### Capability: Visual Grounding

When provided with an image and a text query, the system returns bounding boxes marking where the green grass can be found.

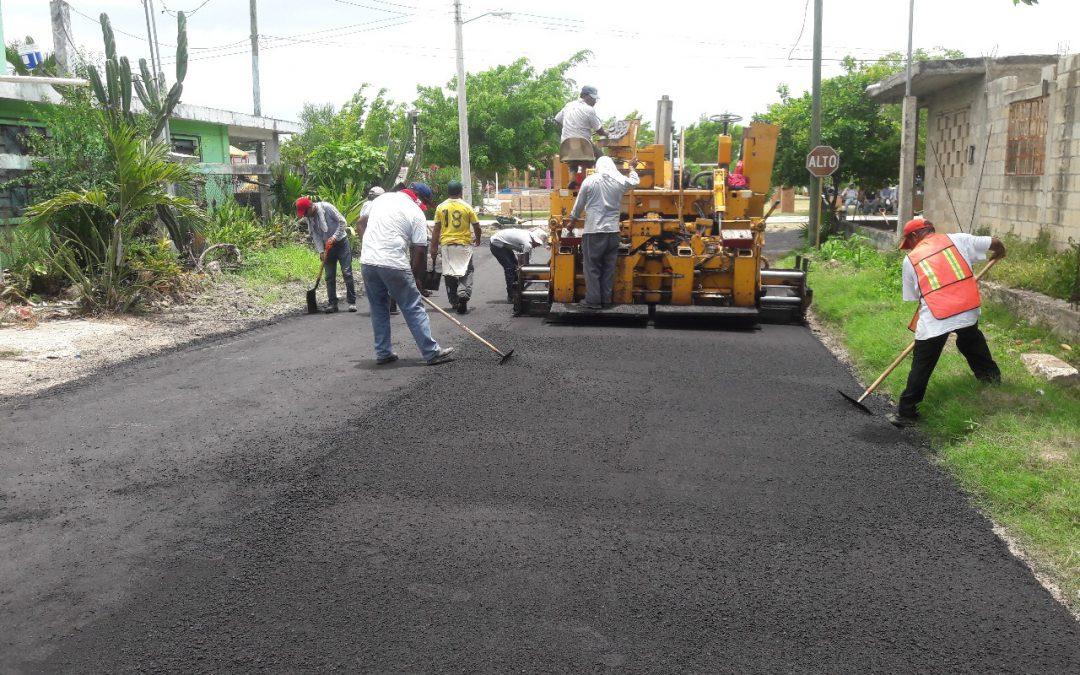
[979,231,1080,302]
[808,246,1079,609]
[232,243,321,305]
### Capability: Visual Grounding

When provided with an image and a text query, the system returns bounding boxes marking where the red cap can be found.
[899,218,933,249]
[295,196,312,218]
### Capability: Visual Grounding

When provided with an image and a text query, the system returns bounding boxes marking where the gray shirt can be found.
[490,228,534,254]
[569,169,640,234]
[306,202,347,250]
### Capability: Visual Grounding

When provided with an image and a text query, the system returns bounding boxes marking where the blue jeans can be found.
[324,239,356,306]
[361,264,441,361]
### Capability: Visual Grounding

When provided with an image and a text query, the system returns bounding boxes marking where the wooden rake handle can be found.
[856,256,1000,403]
[420,295,509,358]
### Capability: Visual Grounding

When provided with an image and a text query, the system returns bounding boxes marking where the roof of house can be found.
[0,76,300,138]
[866,55,1058,103]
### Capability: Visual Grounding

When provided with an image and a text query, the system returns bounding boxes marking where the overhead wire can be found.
[159,0,216,17]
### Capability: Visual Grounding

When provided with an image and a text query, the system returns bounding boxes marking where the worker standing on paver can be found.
[889,218,1006,427]
[297,196,356,313]
[490,226,549,301]
[360,182,455,366]
[555,85,608,182]
[564,156,639,310]
[430,180,482,314]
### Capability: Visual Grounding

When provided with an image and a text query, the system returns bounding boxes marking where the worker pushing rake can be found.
[840,218,1006,426]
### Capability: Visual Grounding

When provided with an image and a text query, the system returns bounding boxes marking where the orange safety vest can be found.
[908,233,981,324]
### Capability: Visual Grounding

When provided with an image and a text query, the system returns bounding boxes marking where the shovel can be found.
[306,258,327,314]
[839,257,999,414]
[420,295,515,363]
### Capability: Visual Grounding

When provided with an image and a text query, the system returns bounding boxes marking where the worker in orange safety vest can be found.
[889,218,1007,427]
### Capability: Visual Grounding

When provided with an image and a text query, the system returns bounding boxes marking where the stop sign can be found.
[806,145,840,178]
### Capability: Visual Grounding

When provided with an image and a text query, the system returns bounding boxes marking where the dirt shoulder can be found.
[0,276,308,401]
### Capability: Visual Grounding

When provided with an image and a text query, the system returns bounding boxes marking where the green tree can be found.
[761,48,962,190]
[281,85,403,191]
[683,116,743,165]
[413,51,590,176]
[601,110,655,148]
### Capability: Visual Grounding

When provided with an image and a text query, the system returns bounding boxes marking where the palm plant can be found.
[25,123,202,312]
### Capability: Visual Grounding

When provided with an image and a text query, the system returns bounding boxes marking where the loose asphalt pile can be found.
[1,250,1077,672]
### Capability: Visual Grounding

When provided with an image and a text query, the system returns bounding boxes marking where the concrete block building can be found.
[868,55,1080,248]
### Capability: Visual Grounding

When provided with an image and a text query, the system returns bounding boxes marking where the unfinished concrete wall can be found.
[922,55,1080,248]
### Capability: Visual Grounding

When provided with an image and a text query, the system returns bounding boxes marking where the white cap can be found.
[529,227,549,246]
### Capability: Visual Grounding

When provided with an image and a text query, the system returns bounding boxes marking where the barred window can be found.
[1005,96,1047,176]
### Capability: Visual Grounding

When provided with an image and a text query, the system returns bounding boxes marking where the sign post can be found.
[806,145,840,246]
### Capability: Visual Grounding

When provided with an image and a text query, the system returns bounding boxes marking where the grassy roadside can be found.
[804,238,1079,610]
[232,243,322,306]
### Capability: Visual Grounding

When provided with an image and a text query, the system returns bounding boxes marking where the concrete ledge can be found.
[851,224,897,250]
[982,281,1080,342]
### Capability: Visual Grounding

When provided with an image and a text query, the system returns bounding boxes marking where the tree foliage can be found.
[280,85,403,191]
[414,51,590,176]
[761,49,963,190]
[683,116,744,165]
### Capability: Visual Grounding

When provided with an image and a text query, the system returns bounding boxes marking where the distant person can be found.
[564,156,639,310]
[360,182,454,366]
[555,85,608,183]
[296,196,356,313]
[430,180,482,314]
[842,185,858,208]
[489,226,549,301]
[889,218,1006,427]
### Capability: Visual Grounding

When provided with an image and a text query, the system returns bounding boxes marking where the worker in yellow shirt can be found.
[430,180,482,314]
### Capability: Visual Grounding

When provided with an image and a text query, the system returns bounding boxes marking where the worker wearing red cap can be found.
[297,196,356,313]
[890,218,1007,427]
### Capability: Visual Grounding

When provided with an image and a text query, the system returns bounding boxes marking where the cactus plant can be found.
[86,12,188,139]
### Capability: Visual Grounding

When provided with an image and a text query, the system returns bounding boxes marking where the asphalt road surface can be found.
[2,248,1077,673]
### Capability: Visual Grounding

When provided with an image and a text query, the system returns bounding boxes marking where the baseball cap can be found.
[408,182,434,206]
[367,186,385,199]
[899,218,933,249]
[295,196,312,217]
[581,85,598,99]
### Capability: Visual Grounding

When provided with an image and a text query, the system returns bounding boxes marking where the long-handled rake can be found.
[421,296,515,364]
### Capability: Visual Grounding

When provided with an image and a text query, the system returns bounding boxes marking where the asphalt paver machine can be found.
[513,104,811,322]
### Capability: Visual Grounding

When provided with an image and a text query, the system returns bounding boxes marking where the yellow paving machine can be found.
[513,107,811,322]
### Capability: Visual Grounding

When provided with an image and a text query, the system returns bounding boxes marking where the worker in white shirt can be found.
[564,156,639,310]
[489,226,549,301]
[555,85,608,183]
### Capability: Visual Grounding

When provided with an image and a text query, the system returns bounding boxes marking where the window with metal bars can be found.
[1005,96,1047,176]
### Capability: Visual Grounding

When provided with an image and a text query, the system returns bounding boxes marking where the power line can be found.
[332,0,415,14]
[159,0,216,17]
[788,0,811,59]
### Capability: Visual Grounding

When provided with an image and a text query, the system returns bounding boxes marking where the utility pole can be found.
[250,0,262,119]
[50,0,73,76]
[897,0,918,233]
[453,0,473,205]
[143,0,169,144]
[141,1,159,91]
[808,0,824,246]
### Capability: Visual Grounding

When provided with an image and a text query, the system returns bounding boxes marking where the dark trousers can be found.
[898,323,1001,418]
[445,258,474,305]
[582,232,620,306]
[324,239,356,306]
[490,243,525,298]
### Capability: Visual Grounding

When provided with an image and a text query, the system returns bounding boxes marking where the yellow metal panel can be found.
[614,254,639,304]
[732,255,758,307]
[552,250,577,303]
[666,254,694,305]
[741,121,779,198]
[713,169,727,213]
[717,135,732,166]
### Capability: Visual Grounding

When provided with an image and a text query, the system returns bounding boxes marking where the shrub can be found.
[987,230,1080,302]
[0,225,67,301]
[201,200,264,252]
[126,236,188,297]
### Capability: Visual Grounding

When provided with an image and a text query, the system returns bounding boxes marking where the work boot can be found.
[324,304,339,314]
[886,413,919,428]
[457,299,468,314]
[426,347,456,366]
[580,302,602,311]
[375,353,399,365]
[348,303,357,313]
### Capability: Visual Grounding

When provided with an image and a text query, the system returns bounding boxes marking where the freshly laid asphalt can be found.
[1,248,1077,672]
